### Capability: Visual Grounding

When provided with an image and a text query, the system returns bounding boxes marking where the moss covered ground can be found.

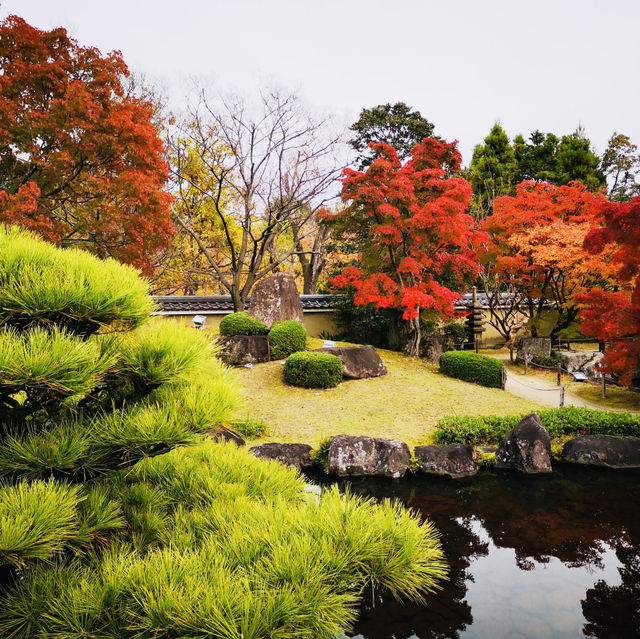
[236,339,543,447]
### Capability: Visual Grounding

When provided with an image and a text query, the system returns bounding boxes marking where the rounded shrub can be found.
[268,320,307,360]
[219,312,268,336]
[283,351,343,389]
[439,351,504,388]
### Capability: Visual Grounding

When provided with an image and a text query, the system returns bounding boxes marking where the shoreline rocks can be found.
[414,444,478,478]
[495,413,552,473]
[561,435,640,469]
[249,443,313,469]
[328,435,410,478]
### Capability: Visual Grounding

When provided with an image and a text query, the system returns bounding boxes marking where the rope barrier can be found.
[507,376,561,392]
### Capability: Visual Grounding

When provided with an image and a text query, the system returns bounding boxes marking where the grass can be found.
[237,339,543,447]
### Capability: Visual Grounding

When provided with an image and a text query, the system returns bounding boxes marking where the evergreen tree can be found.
[349,102,436,169]
[469,124,518,219]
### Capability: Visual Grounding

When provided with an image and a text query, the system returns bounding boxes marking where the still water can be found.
[313,466,640,639]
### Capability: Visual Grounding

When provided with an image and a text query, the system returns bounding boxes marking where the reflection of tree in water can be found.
[323,468,640,639]
[352,513,487,639]
[582,544,640,638]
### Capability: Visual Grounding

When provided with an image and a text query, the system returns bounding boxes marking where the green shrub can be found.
[310,438,331,471]
[0,442,447,639]
[443,320,467,348]
[219,312,268,336]
[435,406,640,445]
[531,355,559,367]
[231,416,269,439]
[0,225,152,335]
[268,320,307,360]
[439,351,504,388]
[284,351,343,388]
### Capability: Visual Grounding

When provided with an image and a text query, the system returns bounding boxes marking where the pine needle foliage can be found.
[0,225,152,335]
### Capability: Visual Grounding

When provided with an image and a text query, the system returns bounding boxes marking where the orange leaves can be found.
[0,15,173,274]
[332,137,478,321]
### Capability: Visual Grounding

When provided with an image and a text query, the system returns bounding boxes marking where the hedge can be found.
[439,351,504,388]
[435,406,640,445]
[283,351,343,389]
[268,320,307,360]
[219,312,268,336]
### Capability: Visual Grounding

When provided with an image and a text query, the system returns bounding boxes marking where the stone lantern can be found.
[465,286,485,353]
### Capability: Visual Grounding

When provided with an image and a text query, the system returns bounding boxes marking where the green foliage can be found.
[310,437,331,471]
[0,225,152,335]
[283,351,343,389]
[435,406,640,445]
[439,351,504,388]
[349,102,436,169]
[268,320,307,360]
[331,292,393,348]
[0,442,447,639]
[443,320,467,348]
[469,123,517,218]
[231,416,269,439]
[220,312,269,336]
[531,354,559,367]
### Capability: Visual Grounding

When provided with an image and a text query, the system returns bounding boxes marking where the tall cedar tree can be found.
[330,139,483,356]
[0,16,173,274]
[349,103,436,170]
[577,197,640,386]
[482,181,612,336]
[469,123,518,219]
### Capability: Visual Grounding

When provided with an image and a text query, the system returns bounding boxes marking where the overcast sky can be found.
[4,0,640,164]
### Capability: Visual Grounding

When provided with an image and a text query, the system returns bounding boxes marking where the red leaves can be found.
[0,15,173,274]
[330,138,477,322]
[578,197,640,385]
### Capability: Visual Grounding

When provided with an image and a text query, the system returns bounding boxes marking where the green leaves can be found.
[439,351,504,388]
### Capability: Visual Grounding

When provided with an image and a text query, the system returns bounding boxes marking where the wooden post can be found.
[501,366,506,390]
[475,334,479,354]
[524,354,529,375]
[601,374,606,399]
[510,344,514,363]
[556,361,562,387]
[560,384,565,407]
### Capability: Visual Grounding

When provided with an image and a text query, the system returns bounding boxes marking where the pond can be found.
[309,466,640,639]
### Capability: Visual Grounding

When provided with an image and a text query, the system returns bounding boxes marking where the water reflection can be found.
[310,466,640,639]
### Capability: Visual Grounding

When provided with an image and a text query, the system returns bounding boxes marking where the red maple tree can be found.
[329,139,482,356]
[0,15,173,274]
[577,197,640,386]
[481,181,612,335]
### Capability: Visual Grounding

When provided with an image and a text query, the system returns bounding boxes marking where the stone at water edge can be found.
[562,435,640,469]
[313,345,387,379]
[414,444,478,478]
[327,435,410,478]
[247,273,304,328]
[495,412,552,473]
[217,335,270,366]
[250,443,314,469]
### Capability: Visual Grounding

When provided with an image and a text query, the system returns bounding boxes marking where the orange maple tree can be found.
[329,139,482,356]
[576,197,640,386]
[0,15,173,273]
[481,181,612,335]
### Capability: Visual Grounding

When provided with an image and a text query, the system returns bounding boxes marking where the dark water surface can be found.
[311,466,640,639]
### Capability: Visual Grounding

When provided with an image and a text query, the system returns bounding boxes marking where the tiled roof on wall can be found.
[153,294,337,314]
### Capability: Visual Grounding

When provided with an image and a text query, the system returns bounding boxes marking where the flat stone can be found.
[249,443,313,469]
[561,435,640,469]
[217,335,270,366]
[328,435,410,478]
[496,413,552,473]
[414,444,478,478]
[248,273,304,328]
[517,337,552,360]
[553,350,603,379]
[313,345,387,379]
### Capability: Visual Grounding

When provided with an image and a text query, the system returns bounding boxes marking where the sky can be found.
[4,0,640,164]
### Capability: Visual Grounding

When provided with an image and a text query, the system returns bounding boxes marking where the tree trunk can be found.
[406,316,421,358]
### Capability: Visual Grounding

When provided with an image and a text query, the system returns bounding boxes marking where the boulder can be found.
[217,335,270,366]
[517,337,552,361]
[248,273,304,328]
[313,345,387,379]
[250,443,313,469]
[561,435,640,469]
[414,444,477,478]
[328,435,410,478]
[495,413,552,473]
[553,350,604,379]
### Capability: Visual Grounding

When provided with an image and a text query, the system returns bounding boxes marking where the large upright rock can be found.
[517,337,552,361]
[248,273,304,328]
[313,345,387,379]
[328,435,410,478]
[414,444,477,478]
[562,435,640,469]
[496,413,552,473]
[217,335,270,366]
[554,350,604,380]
